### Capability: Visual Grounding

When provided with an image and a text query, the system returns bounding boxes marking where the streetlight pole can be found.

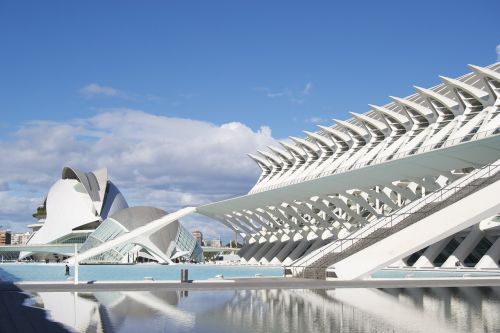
[74,244,79,285]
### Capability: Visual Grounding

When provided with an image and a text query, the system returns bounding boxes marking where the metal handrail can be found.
[288,161,500,277]
[254,128,499,193]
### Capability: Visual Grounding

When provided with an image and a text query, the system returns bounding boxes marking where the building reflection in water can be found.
[30,287,500,333]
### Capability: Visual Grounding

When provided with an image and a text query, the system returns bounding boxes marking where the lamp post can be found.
[74,244,79,285]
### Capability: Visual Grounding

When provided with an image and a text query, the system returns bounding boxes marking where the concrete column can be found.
[242,235,268,262]
[249,234,279,264]
[476,236,500,269]
[330,178,500,280]
[413,237,451,268]
[442,225,483,267]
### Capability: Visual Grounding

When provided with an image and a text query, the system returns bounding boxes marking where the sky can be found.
[0,1,499,242]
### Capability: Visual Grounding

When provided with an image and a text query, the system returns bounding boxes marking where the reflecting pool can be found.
[20,287,500,333]
[0,263,283,281]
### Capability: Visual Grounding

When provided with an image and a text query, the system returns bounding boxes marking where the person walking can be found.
[65,264,70,276]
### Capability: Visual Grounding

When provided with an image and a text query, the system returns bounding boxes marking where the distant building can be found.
[0,230,11,245]
[191,230,203,246]
[205,238,222,248]
[11,232,31,245]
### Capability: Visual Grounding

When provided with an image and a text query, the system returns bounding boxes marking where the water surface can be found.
[0,263,283,281]
[24,287,500,333]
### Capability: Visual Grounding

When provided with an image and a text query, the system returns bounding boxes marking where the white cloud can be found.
[79,83,125,99]
[256,81,313,103]
[497,44,500,61]
[305,117,326,124]
[302,82,313,95]
[0,109,275,242]
[0,181,9,191]
[0,192,41,230]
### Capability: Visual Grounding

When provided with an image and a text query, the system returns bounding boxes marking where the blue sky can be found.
[0,1,499,240]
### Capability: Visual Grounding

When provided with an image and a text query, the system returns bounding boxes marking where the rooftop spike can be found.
[349,112,390,136]
[279,141,306,160]
[439,75,490,105]
[289,136,320,157]
[258,150,283,167]
[413,85,460,116]
[333,119,369,138]
[468,64,500,83]
[318,125,353,144]
[389,96,436,121]
[303,130,334,149]
[368,104,412,131]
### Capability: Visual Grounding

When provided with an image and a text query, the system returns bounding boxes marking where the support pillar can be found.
[476,236,500,269]
[442,225,483,268]
[413,237,451,268]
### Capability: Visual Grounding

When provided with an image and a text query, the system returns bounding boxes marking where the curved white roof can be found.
[24,166,129,259]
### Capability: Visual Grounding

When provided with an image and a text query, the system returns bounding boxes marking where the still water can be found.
[0,263,283,281]
[23,287,500,333]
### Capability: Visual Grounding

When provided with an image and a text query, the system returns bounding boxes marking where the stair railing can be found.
[289,160,500,278]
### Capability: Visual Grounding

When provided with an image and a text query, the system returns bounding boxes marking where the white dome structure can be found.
[22,167,128,260]
[79,206,203,263]
[21,166,202,264]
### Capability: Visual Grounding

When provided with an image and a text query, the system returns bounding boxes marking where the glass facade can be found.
[79,218,134,263]
[174,225,203,262]
[190,242,204,262]
[59,234,89,244]
[79,216,203,263]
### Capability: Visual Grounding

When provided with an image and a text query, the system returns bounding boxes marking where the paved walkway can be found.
[3,276,500,292]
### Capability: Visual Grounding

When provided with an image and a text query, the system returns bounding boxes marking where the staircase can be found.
[287,162,500,279]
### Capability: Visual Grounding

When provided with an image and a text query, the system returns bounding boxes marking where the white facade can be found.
[21,167,202,263]
[18,62,500,278]
[67,62,500,278]
[79,206,203,263]
[194,62,500,274]
[21,167,127,260]
[10,232,31,245]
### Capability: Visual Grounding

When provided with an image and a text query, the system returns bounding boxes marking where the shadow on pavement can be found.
[0,266,71,333]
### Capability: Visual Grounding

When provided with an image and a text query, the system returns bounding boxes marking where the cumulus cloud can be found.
[79,83,125,99]
[0,109,275,241]
[0,181,9,191]
[0,192,41,230]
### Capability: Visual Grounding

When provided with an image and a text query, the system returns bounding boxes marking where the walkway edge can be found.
[3,277,500,292]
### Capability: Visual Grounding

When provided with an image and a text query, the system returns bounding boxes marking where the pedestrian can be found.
[65,264,70,276]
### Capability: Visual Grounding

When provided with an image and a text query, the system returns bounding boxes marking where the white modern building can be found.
[192,62,500,279]
[19,167,202,263]
[14,61,500,280]
[78,206,203,263]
